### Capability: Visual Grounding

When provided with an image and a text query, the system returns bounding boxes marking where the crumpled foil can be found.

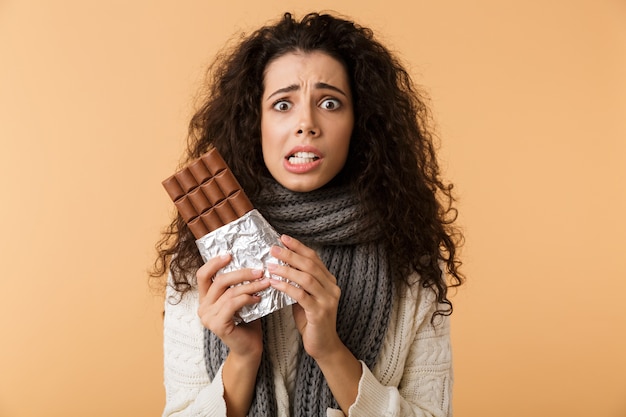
[195,209,297,323]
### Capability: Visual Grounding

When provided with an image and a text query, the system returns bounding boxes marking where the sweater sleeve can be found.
[162,281,228,417]
[342,286,453,417]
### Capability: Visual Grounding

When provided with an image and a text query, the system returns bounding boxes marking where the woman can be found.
[153,11,464,417]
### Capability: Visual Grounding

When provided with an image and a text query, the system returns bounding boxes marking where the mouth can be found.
[286,151,320,165]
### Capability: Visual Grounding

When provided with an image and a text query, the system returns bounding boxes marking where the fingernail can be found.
[282,235,292,243]
[220,253,230,260]
[251,269,263,277]
[267,263,277,272]
[271,246,282,256]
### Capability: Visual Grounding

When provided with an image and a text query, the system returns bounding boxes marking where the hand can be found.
[196,254,271,360]
[268,235,343,361]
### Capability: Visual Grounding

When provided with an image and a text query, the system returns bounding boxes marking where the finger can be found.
[199,275,270,323]
[270,275,340,311]
[268,276,308,302]
[267,261,324,295]
[270,243,321,278]
[205,267,265,304]
[222,279,271,310]
[211,281,270,318]
[197,253,232,296]
[279,234,320,261]
[270,237,337,287]
[212,268,265,290]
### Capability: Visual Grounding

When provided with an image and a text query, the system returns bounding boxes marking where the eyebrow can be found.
[266,82,349,101]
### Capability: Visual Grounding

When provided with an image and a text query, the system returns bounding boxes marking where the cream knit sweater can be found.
[162,279,453,417]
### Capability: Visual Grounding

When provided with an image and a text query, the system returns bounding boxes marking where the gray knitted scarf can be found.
[205,181,393,416]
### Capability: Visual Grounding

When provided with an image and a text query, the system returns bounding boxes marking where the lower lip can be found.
[283,158,322,173]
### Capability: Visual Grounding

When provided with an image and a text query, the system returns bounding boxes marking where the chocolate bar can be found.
[161,148,297,323]
[162,149,254,239]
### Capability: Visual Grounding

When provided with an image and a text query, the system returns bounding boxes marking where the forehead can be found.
[263,51,349,91]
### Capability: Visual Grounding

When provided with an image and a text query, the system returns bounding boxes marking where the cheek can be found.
[339,122,354,154]
[260,115,269,143]
[261,112,287,140]
[332,129,352,173]
[338,127,353,168]
[260,116,274,150]
[261,124,276,153]
[260,119,286,169]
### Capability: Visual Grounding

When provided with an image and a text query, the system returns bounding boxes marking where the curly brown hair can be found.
[152,12,464,317]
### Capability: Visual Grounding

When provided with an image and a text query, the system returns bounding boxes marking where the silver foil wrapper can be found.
[195,209,296,323]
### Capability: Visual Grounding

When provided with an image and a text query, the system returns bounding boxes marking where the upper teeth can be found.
[288,151,318,164]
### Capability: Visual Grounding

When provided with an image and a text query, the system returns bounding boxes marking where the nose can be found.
[297,127,318,136]
[295,105,319,137]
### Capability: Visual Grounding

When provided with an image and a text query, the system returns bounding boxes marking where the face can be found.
[261,51,354,192]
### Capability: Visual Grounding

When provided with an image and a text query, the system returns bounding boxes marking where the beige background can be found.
[1,0,625,416]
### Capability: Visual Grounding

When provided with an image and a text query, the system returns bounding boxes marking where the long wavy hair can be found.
[152,12,464,317]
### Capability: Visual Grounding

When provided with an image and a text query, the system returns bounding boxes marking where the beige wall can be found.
[1,1,624,416]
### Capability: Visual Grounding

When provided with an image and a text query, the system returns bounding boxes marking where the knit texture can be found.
[162,274,453,416]
[204,181,394,417]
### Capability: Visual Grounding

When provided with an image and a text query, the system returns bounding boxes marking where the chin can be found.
[277,178,326,193]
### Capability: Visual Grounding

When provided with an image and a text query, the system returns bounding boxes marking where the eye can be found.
[320,98,341,110]
[272,100,292,112]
